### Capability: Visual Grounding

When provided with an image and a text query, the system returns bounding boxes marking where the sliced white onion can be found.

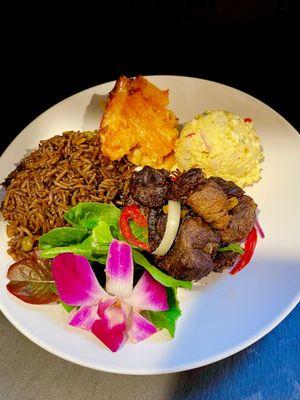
[152,200,181,256]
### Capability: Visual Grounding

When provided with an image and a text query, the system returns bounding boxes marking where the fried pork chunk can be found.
[158,217,220,281]
[100,76,178,169]
[220,195,257,242]
[186,180,231,230]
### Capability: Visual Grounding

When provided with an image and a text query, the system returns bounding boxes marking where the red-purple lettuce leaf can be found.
[6,250,59,305]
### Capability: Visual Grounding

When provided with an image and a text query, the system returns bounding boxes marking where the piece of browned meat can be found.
[157,217,220,281]
[220,195,257,242]
[148,209,167,251]
[208,177,244,199]
[213,251,239,272]
[168,168,205,201]
[129,166,171,208]
[187,180,231,230]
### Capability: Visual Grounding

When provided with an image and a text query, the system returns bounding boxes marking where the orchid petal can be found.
[105,240,133,298]
[52,253,110,306]
[121,301,132,321]
[97,299,132,322]
[124,271,169,311]
[69,305,98,331]
[128,312,157,343]
[91,304,127,352]
[97,297,117,317]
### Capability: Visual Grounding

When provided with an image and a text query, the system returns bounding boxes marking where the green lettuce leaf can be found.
[39,227,88,250]
[132,249,192,289]
[148,287,181,337]
[61,302,76,313]
[40,220,113,259]
[64,202,121,230]
[92,255,108,264]
[218,243,244,255]
[91,221,114,253]
[40,236,93,259]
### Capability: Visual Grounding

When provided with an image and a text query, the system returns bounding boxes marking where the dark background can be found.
[1,0,298,156]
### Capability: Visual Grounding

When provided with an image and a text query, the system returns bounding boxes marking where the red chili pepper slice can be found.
[119,205,150,251]
[230,227,258,275]
[244,118,252,123]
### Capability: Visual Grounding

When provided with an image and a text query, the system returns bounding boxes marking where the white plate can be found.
[0,76,299,375]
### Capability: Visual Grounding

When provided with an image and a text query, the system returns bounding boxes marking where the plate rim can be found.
[1,288,299,375]
[0,75,299,374]
[1,74,299,161]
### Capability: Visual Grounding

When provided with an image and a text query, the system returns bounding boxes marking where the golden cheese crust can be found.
[100,76,178,169]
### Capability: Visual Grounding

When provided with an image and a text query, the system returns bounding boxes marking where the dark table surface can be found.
[1,2,299,399]
[0,307,299,400]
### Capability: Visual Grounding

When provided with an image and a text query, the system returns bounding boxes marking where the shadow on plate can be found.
[81,94,107,131]
[169,304,300,400]
[161,256,299,378]
[0,186,6,207]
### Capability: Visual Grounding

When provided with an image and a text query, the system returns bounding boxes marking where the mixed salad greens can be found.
[6,202,192,352]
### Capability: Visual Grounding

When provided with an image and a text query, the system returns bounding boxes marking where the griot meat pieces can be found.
[220,195,257,243]
[148,208,167,251]
[213,251,239,273]
[168,168,205,201]
[129,166,171,208]
[208,177,245,199]
[128,167,257,281]
[186,180,231,230]
[157,217,220,281]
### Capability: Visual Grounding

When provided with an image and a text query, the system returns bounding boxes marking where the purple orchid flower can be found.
[52,239,169,352]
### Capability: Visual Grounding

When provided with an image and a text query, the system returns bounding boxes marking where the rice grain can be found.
[1,130,135,260]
